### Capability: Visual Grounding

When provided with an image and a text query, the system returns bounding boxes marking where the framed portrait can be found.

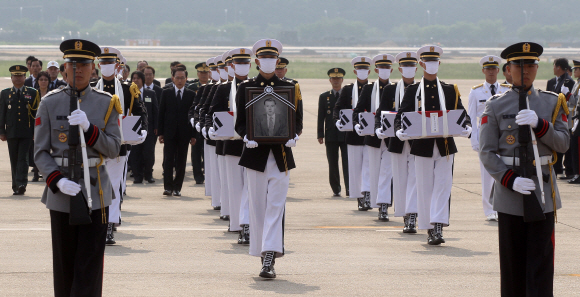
[245,86,296,144]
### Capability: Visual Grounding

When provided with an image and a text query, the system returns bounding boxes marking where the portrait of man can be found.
[254,97,288,137]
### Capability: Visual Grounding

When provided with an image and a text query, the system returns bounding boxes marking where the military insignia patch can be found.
[16,66,20,70]
[489,57,493,62]
[75,41,82,50]
[406,53,411,58]
[334,68,338,73]
[506,135,516,145]
[481,116,488,125]
[59,133,68,142]
[430,46,434,52]
[361,57,366,62]
[104,47,109,53]
[523,43,530,53]
[266,40,271,47]
[240,49,245,54]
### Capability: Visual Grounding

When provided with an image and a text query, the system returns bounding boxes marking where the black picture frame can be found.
[246,86,296,144]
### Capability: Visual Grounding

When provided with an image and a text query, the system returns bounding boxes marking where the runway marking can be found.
[315,226,401,229]
[568,274,580,277]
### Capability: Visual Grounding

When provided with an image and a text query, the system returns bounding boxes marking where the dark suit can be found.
[24,76,39,89]
[255,113,287,137]
[158,87,197,191]
[145,84,163,102]
[131,88,158,181]
[547,74,576,176]
[318,90,348,194]
[153,79,161,87]
[48,79,66,91]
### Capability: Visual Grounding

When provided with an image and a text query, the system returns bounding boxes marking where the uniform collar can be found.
[13,86,24,93]
[484,81,498,90]
[255,73,281,86]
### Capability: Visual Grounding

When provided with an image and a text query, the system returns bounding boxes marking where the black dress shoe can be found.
[213,206,221,210]
[357,198,366,211]
[223,215,230,221]
[146,178,155,183]
[428,223,445,245]
[378,204,389,221]
[195,180,204,185]
[238,231,244,244]
[332,193,341,197]
[106,223,116,245]
[163,190,173,196]
[363,192,372,210]
[559,175,574,180]
[17,185,26,195]
[173,190,181,196]
[134,180,143,184]
[346,190,350,197]
[259,251,276,279]
[403,213,418,234]
[240,225,250,244]
[568,175,580,184]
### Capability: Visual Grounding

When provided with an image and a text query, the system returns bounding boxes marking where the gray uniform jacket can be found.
[34,86,122,213]
[479,86,569,216]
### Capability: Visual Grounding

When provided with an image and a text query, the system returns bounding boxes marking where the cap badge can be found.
[75,41,82,50]
[406,53,411,58]
[104,47,109,53]
[489,57,493,61]
[240,49,245,54]
[334,68,338,73]
[383,55,387,60]
[523,43,530,53]
[361,57,366,62]
[430,46,434,52]
[16,66,20,70]
[266,40,272,47]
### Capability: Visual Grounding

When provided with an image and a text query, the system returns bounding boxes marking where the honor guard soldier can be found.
[376,51,419,233]
[189,62,210,184]
[334,57,373,210]
[468,55,511,221]
[353,54,395,221]
[274,57,292,81]
[34,39,122,297]
[479,42,569,297]
[568,60,580,184]
[207,47,253,244]
[234,39,302,278]
[0,65,40,195]
[317,68,349,197]
[95,46,148,244]
[394,45,472,245]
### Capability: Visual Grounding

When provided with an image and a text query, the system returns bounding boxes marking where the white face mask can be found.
[378,69,391,80]
[258,58,278,74]
[211,70,220,81]
[100,64,116,77]
[424,61,439,75]
[219,68,228,80]
[227,66,235,78]
[401,67,417,79]
[356,69,369,80]
[234,64,250,76]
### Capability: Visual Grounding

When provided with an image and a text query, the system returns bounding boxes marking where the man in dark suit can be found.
[46,61,66,90]
[547,58,576,177]
[318,68,349,197]
[137,60,161,87]
[158,66,197,196]
[255,99,287,137]
[130,71,159,184]
[143,66,163,100]
[164,61,182,85]
[24,58,42,89]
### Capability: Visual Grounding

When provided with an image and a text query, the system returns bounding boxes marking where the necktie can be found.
[490,84,496,96]
[177,89,182,100]
[147,86,151,90]
[269,116,274,136]
[16,89,20,98]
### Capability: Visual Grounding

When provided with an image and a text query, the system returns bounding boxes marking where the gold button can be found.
[60,125,64,129]
[79,99,82,103]
[271,82,274,86]
[527,91,532,95]
[18,113,20,115]
[260,82,264,86]
[426,85,429,87]
[508,125,512,128]
[18,119,21,121]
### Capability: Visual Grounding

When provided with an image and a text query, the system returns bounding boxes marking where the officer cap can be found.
[223,50,233,64]
[98,46,120,62]
[572,60,580,69]
[396,51,418,66]
[195,62,210,72]
[480,55,502,69]
[119,55,127,65]
[327,68,345,78]
[417,45,443,61]
[228,48,253,63]
[215,55,225,68]
[9,65,28,76]
[60,39,101,63]
[206,57,217,69]
[252,39,282,57]
[373,54,395,67]
[277,57,289,69]
[500,42,543,65]
[351,56,372,68]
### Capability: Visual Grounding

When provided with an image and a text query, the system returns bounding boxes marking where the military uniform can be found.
[569,60,580,183]
[333,56,372,210]
[34,39,122,297]
[317,68,348,196]
[188,63,208,183]
[0,65,40,195]
[480,42,568,296]
[468,55,511,220]
[547,70,575,177]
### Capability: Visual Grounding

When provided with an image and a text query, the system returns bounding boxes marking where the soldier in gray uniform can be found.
[479,42,569,297]
[34,39,122,296]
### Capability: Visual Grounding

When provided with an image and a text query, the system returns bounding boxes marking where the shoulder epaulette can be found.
[1,87,11,92]
[489,94,502,101]
[539,89,558,97]
[500,84,511,88]
[43,87,65,98]
[92,88,113,97]
[391,82,396,85]
[472,83,484,90]
[24,86,38,92]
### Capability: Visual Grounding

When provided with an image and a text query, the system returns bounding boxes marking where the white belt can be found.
[500,155,552,166]
[54,157,101,167]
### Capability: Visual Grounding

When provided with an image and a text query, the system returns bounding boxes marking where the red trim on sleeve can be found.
[35,117,41,126]
[481,116,488,125]
[562,114,568,122]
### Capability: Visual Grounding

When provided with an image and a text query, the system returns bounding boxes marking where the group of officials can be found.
[0,37,571,296]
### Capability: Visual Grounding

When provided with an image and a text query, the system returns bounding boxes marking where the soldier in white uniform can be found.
[34,39,122,296]
[468,55,511,221]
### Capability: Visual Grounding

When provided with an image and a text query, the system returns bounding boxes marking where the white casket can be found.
[338,109,353,132]
[380,111,398,137]
[357,112,375,136]
[401,109,468,139]
[212,111,239,140]
[122,116,142,145]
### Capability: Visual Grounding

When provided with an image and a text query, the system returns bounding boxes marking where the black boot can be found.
[259,251,276,278]
[357,198,366,211]
[106,223,116,245]
[241,224,250,245]
[403,213,418,233]
[378,204,389,221]
[428,223,445,245]
[363,192,372,210]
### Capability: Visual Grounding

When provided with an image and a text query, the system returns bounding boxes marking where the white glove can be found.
[68,109,90,132]
[376,128,387,139]
[561,85,570,94]
[460,126,472,138]
[515,109,538,128]
[243,135,258,148]
[195,122,201,132]
[136,130,147,144]
[202,127,207,139]
[190,118,195,128]
[208,127,217,140]
[354,124,363,135]
[57,178,82,196]
[335,120,344,130]
[285,134,299,147]
[572,119,578,133]
[396,129,410,141]
[512,177,536,195]
[471,143,479,152]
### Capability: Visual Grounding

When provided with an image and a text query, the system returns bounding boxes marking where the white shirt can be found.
[175,86,185,99]
[267,114,276,129]
[145,83,155,90]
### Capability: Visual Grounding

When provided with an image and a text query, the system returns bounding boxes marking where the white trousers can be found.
[479,160,495,216]
[374,141,393,206]
[203,142,212,197]
[206,147,220,208]
[217,155,229,216]
[239,169,250,226]
[367,145,381,208]
[225,155,245,231]
[347,145,366,199]
[391,141,418,217]
[415,145,454,230]
[247,152,289,258]
[105,155,127,224]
